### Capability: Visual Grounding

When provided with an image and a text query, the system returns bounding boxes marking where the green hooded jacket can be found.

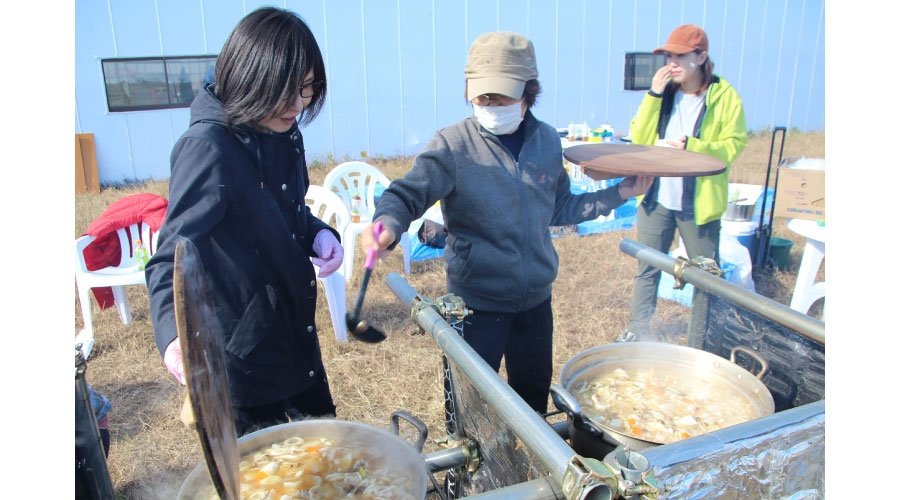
[630,75,748,225]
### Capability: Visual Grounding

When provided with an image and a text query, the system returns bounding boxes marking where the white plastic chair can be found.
[323,161,413,283]
[305,185,350,343]
[74,222,158,357]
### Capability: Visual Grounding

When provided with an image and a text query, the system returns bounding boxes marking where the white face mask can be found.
[472,102,524,135]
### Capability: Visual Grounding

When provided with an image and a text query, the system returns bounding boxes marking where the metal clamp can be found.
[672,256,723,290]
[464,439,482,474]
[603,448,663,499]
[434,436,482,473]
[671,256,690,290]
[410,296,437,335]
[561,456,620,500]
[436,294,471,323]
[561,448,663,500]
[409,293,470,336]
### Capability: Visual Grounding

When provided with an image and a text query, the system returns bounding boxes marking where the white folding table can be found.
[787,218,826,319]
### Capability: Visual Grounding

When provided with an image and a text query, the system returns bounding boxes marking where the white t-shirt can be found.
[656,90,705,211]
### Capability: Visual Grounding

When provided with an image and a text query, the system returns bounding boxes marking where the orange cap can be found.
[653,24,709,55]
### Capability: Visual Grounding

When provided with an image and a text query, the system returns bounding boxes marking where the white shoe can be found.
[75,329,95,360]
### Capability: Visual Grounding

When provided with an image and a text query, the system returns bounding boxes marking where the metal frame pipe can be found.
[462,478,561,500]
[387,273,577,484]
[619,239,825,344]
[423,447,469,473]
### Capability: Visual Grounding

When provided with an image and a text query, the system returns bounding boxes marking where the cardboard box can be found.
[773,167,825,220]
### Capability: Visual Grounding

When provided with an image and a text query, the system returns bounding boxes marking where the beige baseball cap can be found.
[464,32,537,101]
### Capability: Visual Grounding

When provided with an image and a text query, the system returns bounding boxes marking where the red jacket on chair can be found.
[82,193,168,308]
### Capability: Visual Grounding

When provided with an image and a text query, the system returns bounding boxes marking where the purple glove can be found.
[311,229,344,278]
[163,339,186,385]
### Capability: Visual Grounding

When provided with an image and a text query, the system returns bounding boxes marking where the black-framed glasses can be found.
[472,93,519,107]
[300,80,325,98]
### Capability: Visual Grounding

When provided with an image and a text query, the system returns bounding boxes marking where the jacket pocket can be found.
[447,238,474,282]
[225,287,277,358]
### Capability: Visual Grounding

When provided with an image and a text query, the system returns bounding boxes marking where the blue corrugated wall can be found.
[75,0,824,185]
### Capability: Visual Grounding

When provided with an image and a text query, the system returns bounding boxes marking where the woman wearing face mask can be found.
[618,24,748,342]
[359,32,652,413]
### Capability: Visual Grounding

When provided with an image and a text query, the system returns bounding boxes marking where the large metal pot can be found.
[552,342,774,457]
[177,415,430,499]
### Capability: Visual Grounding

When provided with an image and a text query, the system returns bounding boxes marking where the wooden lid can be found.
[563,143,726,180]
[174,238,240,500]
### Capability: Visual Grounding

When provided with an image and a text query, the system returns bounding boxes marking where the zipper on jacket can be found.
[481,127,535,311]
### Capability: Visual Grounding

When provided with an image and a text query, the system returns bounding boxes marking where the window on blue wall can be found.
[624,53,667,91]
[101,56,216,112]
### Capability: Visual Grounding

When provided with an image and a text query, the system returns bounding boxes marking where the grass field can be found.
[74,129,824,498]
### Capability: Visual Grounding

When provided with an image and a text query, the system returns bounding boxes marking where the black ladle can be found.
[346,221,387,343]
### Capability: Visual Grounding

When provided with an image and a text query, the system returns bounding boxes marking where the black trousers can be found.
[463,297,554,413]
[233,371,336,436]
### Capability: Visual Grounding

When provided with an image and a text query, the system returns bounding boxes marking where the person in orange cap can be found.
[620,24,748,342]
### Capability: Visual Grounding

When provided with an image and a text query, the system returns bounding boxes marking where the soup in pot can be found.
[572,366,757,444]
[191,435,419,500]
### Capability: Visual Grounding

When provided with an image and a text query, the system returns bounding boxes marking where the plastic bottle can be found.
[350,192,362,223]
[135,240,150,270]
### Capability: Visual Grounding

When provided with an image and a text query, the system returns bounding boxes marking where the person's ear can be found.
[697,51,709,65]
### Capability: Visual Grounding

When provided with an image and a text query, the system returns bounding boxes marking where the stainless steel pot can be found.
[723,201,756,221]
[552,342,774,454]
[177,415,430,499]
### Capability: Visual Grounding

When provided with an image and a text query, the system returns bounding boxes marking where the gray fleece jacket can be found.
[374,111,626,313]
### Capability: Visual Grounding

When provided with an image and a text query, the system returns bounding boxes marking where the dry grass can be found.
[76,130,824,499]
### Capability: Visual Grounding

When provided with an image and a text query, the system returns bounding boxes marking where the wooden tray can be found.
[563,143,726,180]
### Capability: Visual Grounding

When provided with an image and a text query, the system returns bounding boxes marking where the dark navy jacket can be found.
[146,84,339,406]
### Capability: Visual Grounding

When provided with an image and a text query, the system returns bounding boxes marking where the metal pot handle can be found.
[550,384,609,439]
[550,384,583,418]
[730,346,769,380]
[390,410,429,453]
